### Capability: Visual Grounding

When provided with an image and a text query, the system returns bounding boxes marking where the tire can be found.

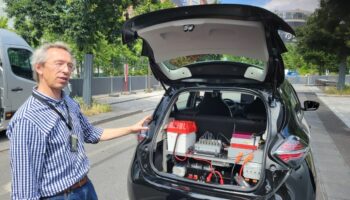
[274,185,292,200]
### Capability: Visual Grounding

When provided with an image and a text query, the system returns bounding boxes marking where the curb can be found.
[93,90,164,105]
[90,106,156,126]
[90,110,144,126]
[108,94,162,105]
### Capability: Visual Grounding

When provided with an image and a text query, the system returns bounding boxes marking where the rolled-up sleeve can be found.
[7,118,46,200]
[78,112,103,143]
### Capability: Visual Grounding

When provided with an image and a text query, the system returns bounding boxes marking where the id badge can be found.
[70,134,78,152]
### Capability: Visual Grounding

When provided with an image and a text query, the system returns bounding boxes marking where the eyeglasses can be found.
[49,61,75,72]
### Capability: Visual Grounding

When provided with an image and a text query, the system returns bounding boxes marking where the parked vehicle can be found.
[285,70,299,77]
[0,29,36,131]
[0,29,70,132]
[122,4,319,200]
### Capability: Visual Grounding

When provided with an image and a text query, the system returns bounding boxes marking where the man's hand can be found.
[130,115,152,133]
[100,115,153,141]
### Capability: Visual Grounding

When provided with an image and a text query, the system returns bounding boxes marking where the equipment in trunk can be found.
[152,90,267,188]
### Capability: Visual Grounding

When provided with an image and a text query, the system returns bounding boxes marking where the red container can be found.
[166,120,197,153]
[167,120,197,134]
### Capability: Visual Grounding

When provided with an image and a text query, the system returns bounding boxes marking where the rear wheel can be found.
[274,185,292,200]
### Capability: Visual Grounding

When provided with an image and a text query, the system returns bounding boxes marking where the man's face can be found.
[36,48,74,91]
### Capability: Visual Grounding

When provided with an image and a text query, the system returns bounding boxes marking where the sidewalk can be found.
[293,84,350,200]
[87,90,164,125]
[293,84,350,128]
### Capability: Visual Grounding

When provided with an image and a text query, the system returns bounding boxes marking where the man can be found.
[6,42,151,200]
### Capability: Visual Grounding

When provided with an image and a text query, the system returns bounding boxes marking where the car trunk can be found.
[150,87,272,191]
[122,4,295,87]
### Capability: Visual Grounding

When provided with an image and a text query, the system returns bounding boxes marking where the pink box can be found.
[232,132,253,139]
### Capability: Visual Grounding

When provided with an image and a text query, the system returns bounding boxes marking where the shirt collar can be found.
[32,87,67,105]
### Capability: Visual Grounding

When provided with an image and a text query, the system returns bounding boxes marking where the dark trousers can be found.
[41,180,98,200]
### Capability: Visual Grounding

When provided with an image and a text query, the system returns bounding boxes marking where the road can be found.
[87,111,152,200]
[0,87,349,199]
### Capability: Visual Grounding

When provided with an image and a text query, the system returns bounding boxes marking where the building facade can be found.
[274,9,312,42]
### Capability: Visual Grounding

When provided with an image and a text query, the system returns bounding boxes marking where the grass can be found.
[73,96,112,116]
[324,85,350,95]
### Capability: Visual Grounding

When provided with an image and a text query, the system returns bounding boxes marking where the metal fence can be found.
[69,75,350,97]
[286,75,350,85]
[69,76,160,96]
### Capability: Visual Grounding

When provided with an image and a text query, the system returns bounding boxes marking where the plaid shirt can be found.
[6,89,103,199]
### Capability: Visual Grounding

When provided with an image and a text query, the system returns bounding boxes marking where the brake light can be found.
[272,136,309,168]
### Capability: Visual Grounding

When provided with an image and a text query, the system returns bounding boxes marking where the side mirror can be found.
[302,100,319,111]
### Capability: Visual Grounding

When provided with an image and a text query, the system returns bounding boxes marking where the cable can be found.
[239,153,254,177]
[230,152,244,182]
[173,133,187,162]
[218,132,230,144]
[206,170,224,185]
[214,170,224,185]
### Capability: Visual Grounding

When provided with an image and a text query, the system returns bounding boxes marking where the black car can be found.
[122,4,319,200]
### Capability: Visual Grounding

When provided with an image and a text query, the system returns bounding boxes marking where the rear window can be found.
[162,54,265,70]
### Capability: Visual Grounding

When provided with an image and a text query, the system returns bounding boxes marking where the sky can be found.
[220,0,320,12]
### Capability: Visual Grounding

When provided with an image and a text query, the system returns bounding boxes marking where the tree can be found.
[297,0,350,90]
[133,0,174,15]
[0,17,8,29]
[5,0,130,50]
[5,0,176,78]
[282,43,306,71]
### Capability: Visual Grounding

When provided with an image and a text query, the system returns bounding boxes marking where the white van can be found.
[0,29,71,132]
[0,29,36,131]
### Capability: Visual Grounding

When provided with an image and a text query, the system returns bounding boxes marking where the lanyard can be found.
[32,92,73,131]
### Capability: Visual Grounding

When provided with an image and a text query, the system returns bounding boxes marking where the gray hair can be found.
[31,41,76,82]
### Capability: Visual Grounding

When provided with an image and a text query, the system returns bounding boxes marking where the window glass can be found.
[175,92,190,110]
[8,48,33,80]
[221,91,242,103]
[162,54,265,70]
[284,83,302,119]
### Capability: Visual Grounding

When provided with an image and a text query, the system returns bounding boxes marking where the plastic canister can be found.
[167,120,197,154]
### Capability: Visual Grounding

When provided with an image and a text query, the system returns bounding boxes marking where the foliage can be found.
[133,0,174,15]
[0,17,8,29]
[223,55,264,67]
[282,43,321,75]
[5,0,174,77]
[74,96,111,116]
[126,0,175,74]
[324,85,350,95]
[166,54,264,69]
[296,0,350,89]
[5,0,130,51]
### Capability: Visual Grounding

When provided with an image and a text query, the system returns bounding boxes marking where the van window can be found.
[8,48,33,80]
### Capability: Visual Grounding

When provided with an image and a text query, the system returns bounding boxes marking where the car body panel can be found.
[137,18,268,62]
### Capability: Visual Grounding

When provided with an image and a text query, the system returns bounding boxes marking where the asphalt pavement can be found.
[87,90,165,125]
[91,85,350,200]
